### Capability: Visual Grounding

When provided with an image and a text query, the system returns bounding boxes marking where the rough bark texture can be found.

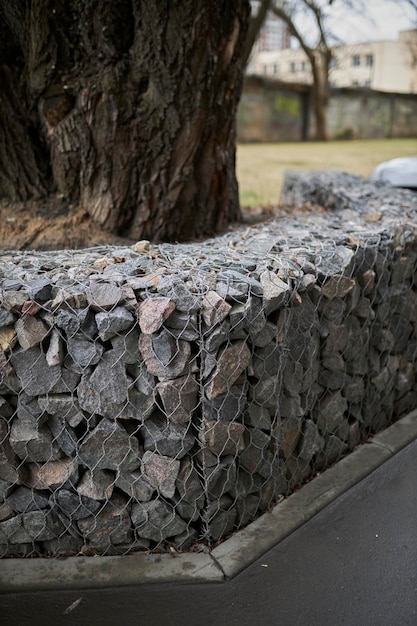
[0,0,250,242]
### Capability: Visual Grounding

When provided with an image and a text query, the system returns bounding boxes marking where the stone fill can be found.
[1,171,417,556]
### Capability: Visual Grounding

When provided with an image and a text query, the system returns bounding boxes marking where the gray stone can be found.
[251,376,280,410]
[243,404,272,430]
[141,414,194,459]
[0,510,64,544]
[51,488,101,520]
[50,287,88,311]
[27,278,53,301]
[137,297,175,334]
[282,360,304,397]
[245,295,266,337]
[252,343,283,378]
[115,470,154,502]
[131,500,188,542]
[0,397,13,418]
[199,419,245,456]
[250,321,277,348]
[217,271,263,296]
[47,414,78,456]
[0,308,16,328]
[0,416,22,483]
[9,416,62,462]
[41,534,84,556]
[139,332,191,380]
[67,336,104,368]
[239,428,271,474]
[205,457,237,498]
[342,377,365,403]
[49,367,81,394]
[141,450,180,498]
[38,394,84,428]
[158,277,198,312]
[77,495,132,549]
[11,347,61,395]
[203,385,247,422]
[298,420,325,462]
[314,435,349,471]
[110,329,141,364]
[175,458,205,505]
[116,386,154,422]
[77,352,129,417]
[201,291,232,327]
[315,391,348,435]
[79,419,140,471]
[6,487,50,513]
[322,352,345,372]
[15,316,49,351]
[260,270,290,314]
[215,279,248,301]
[280,395,304,419]
[204,320,230,352]
[95,307,134,341]
[156,375,198,424]
[164,310,199,339]
[16,392,43,422]
[1,289,29,311]
[205,500,237,541]
[86,281,124,310]
[77,469,114,501]
[206,341,251,400]
[55,308,85,336]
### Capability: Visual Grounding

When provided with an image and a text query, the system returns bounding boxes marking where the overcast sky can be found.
[327,0,415,43]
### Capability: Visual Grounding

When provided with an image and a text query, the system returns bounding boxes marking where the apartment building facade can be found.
[248,30,417,94]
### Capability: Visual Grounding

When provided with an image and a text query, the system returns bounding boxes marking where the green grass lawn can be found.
[236,138,417,206]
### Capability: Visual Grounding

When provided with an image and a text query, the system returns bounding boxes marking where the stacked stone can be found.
[1,171,417,557]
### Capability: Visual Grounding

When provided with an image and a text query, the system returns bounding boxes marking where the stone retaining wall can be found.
[1,171,417,557]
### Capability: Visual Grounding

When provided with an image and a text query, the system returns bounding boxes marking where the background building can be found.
[249,30,417,94]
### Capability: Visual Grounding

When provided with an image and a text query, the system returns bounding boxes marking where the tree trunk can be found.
[310,50,330,142]
[0,0,250,242]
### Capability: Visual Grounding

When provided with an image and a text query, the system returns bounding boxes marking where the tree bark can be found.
[0,0,250,242]
[310,50,331,141]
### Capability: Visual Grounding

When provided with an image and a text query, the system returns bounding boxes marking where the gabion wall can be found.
[1,171,417,557]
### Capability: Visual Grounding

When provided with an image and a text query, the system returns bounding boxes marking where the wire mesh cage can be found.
[1,172,417,558]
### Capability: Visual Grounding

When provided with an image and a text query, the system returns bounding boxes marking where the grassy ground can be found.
[236,138,417,207]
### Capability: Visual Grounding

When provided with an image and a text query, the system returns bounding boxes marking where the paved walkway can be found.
[1,436,416,626]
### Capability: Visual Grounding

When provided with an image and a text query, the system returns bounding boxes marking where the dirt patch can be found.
[0,196,325,252]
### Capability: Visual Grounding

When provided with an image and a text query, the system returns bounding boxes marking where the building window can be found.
[330,57,339,69]
[290,62,296,73]
[364,79,371,87]
[352,80,359,86]
[365,54,373,67]
[352,55,360,67]
[262,65,268,75]
[300,61,306,72]
[273,63,279,75]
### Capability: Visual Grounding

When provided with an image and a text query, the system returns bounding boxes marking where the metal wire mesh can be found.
[1,183,417,557]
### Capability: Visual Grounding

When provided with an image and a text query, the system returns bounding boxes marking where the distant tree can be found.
[0,1,250,242]
[248,1,368,141]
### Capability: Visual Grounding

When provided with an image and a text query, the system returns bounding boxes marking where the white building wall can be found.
[249,30,417,94]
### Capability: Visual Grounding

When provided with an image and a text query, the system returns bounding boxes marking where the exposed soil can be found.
[0,195,326,252]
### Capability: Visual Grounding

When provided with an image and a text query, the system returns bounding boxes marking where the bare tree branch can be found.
[243,0,273,65]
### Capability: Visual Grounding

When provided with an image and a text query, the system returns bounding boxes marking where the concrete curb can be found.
[1,411,417,593]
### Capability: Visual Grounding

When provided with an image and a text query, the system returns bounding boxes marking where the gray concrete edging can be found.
[1,410,416,593]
